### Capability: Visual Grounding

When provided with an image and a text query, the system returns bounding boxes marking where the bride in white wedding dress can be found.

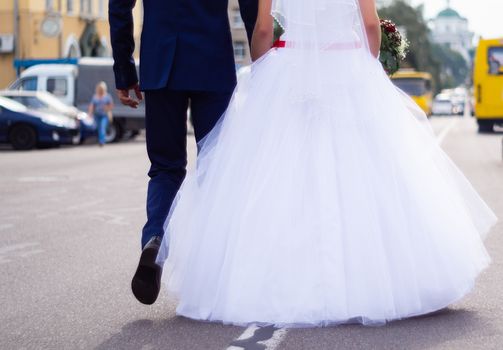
[156,0,497,326]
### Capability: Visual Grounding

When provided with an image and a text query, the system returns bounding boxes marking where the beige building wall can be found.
[0,0,143,88]
[1,1,251,88]
[0,3,15,88]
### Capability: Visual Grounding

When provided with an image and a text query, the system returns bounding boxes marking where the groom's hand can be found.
[117,83,143,109]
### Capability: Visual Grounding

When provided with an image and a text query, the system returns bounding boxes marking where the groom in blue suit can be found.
[109,0,257,305]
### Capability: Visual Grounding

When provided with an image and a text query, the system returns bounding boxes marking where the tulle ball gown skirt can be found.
[156,46,497,327]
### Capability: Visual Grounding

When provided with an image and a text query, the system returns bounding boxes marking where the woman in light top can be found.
[88,81,114,147]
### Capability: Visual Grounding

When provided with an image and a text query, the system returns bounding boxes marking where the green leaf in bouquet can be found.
[389,59,399,74]
[379,51,391,63]
[380,34,390,50]
[273,18,285,43]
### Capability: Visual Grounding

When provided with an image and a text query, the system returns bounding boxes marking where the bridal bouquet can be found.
[379,19,409,75]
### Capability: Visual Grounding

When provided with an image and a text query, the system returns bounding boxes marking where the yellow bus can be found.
[391,70,433,116]
[473,38,503,132]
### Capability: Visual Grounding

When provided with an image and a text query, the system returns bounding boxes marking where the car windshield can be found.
[1,93,74,114]
[392,78,427,96]
[8,96,48,110]
[0,96,28,112]
[38,92,73,112]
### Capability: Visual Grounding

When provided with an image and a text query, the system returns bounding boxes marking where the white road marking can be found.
[258,328,289,349]
[436,118,459,145]
[65,199,105,211]
[18,176,65,183]
[231,324,260,344]
[90,211,131,226]
[0,242,44,264]
[0,215,21,221]
[0,224,14,232]
[227,324,289,350]
[36,212,59,219]
[0,242,39,254]
[36,203,141,224]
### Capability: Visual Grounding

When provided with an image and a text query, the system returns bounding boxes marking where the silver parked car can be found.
[432,93,458,116]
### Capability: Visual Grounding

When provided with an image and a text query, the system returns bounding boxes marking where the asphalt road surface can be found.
[1,116,502,350]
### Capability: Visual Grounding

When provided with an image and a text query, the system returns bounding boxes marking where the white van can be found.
[9,57,145,142]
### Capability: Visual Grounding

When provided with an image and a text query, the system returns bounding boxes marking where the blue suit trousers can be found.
[141,88,232,248]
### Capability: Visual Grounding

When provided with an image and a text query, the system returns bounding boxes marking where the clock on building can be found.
[40,15,62,38]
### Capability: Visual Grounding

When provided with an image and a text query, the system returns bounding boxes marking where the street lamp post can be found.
[13,0,20,75]
[58,0,63,57]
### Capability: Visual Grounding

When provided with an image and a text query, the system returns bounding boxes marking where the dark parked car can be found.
[0,90,97,143]
[8,58,145,142]
[0,96,80,150]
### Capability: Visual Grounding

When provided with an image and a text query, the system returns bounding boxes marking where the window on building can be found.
[99,0,105,18]
[234,41,246,61]
[47,77,68,97]
[231,8,244,29]
[46,0,54,11]
[67,0,74,14]
[80,0,92,15]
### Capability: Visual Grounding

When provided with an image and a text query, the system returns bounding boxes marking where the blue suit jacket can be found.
[109,0,258,92]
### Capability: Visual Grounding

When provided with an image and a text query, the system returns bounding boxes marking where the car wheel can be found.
[123,130,140,140]
[9,124,37,150]
[106,121,124,143]
[478,121,494,133]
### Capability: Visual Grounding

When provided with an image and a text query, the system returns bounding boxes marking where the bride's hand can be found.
[251,0,273,61]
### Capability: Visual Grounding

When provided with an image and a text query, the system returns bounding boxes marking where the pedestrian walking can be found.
[88,82,114,147]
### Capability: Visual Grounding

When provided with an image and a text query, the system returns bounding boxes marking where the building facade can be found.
[0,0,143,88]
[228,0,252,68]
[1,1,255,89]
[430,7,473,62]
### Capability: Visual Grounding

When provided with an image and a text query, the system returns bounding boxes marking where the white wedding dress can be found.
[156,0,496,327]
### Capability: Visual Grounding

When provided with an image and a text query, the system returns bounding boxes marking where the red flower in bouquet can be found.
[379,19,409,75]
[381,20,397,33]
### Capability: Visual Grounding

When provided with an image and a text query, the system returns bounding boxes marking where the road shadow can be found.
[95,307,495,350]
[95,315,242,350]
[278,308,496,350]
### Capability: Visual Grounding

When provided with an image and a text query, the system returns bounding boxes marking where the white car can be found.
[432,94,455,115]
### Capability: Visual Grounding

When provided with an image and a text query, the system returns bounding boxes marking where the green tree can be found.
[378,0,468,92]
[431,43,469,88]
[377,2,433,70]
